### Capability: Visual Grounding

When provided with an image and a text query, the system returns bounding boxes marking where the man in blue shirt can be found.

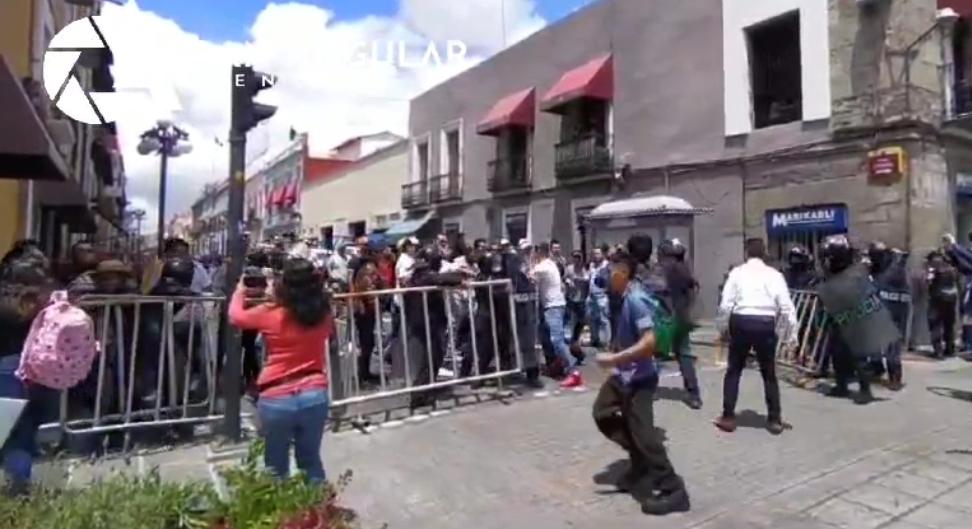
[592,235,689,516]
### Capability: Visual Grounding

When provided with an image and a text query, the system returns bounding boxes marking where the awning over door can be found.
[383,210,435,241]
[0,56,70,181]
[940,0,972,17]
[541,54,613,113]
[586,195,711,222]
[476,87,536,136]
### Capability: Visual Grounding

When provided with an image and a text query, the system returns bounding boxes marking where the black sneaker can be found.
[524,376,545,390]
[685,395,702,410]
[826,386,851,398]
[641,488,690,516]
[854,391,875,405]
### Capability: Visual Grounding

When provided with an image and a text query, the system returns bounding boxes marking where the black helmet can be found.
[787,245,811,266]
[868,241,892,275]
[819,235,854,274]
[161,256,195,287]
[658,239,687,261]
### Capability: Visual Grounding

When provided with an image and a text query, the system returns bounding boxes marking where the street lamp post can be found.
[137,120,193,256]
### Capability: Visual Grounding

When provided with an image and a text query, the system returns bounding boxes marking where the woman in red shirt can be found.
[228,257,332,484]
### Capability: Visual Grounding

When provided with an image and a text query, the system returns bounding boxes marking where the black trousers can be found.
[592,376,684,494]
[928,298,957,357]
[411,322,448,387]
[567,300,586,346]
[354,309,377,380]
[829,333,872,392]
[723,314,782,423]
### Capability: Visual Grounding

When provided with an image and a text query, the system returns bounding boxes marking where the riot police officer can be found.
[784,245,815,290]
[818,236,874,403]
[506,245,543,389]
[926,250,959,359]
[869,243,909,390]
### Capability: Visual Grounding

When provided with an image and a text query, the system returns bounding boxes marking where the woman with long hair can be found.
[229,257,333,484]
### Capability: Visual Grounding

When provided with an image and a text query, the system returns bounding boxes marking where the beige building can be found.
[301,140,407,247]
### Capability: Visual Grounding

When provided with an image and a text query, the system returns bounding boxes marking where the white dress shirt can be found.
[534,258,566,309]
[718,258,798,342]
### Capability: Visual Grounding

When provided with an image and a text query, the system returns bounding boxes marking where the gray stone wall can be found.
[830,0,944,131]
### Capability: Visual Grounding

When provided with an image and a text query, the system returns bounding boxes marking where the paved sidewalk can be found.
[37,353,972,529]
[320,358,972,529]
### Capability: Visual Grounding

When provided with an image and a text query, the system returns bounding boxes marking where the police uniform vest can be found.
[873,267,910,335]
[505,253,536,303]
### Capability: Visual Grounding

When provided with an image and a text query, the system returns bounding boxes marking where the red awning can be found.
[271,187,286,206]
[541,54,613,113]
[476,87,536,136]
[940,0,972,17]
[283,182,298,205]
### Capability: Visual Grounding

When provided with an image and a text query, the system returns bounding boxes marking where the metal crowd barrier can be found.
[42,294,225,437]
[326,279,524,407]
[775,289,914,376]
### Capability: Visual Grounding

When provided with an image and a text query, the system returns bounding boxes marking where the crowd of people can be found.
[7,226,969,516]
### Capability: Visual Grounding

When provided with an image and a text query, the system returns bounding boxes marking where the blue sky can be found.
[132,0,583,42]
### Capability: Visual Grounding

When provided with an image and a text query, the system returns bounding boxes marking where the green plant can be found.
[0,442,358,529]
[208,442,356,529]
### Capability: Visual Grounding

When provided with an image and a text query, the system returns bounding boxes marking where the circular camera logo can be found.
[44,16,121,125]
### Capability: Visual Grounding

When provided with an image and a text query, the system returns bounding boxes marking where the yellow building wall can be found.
[0,0,33,255]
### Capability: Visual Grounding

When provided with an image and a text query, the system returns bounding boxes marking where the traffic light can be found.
[231,64,277,133]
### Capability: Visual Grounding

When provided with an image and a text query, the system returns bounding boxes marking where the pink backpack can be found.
[16,290,99,390]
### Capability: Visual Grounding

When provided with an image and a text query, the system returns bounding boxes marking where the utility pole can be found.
[223,64,277,441]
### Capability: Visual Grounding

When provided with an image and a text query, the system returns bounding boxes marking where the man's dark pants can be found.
[354,310,377,380]
[722,314,782,423]
[928,298,957,357]
[592,375,684,493]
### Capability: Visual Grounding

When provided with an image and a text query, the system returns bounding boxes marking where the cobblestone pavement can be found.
[321,354,972,529]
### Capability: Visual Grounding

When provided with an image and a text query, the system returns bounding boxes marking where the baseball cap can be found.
[518,239,532,250]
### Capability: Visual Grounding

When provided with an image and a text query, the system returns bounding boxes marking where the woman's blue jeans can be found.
[1,355,58,492]
[257,389,329,484]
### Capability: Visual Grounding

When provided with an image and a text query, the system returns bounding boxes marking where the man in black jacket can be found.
[407,248,465,409]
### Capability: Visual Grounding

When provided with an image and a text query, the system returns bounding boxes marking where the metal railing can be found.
[774,289,913,377]
[487,157,530,193]
[554,132,612,180]
[326,279,524,407]
[401,180,430,208]
[428,173,462,203]
[42,294,225,437]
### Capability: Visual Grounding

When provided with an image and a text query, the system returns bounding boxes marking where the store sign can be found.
[766,205,849,237]
[868,147,906,184]
[957,172,972,196]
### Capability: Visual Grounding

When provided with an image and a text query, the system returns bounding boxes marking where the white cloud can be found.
[101,0,547,234]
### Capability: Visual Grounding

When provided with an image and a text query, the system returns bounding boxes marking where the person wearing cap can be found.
[395,237,419,287]
[534,242,584,388]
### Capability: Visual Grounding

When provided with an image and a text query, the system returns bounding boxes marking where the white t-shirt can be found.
[396,253,416,287]
[534,258,566,309]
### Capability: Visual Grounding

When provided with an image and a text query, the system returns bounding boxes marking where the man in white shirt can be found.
[327,244,350,287]
[715,238,797,435]
[395,237,418,287]
[534,242,584,389]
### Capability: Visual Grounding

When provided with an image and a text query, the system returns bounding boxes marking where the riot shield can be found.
[816,264,901,357]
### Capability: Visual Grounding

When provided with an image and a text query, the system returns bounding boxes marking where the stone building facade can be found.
[404,0,969,318]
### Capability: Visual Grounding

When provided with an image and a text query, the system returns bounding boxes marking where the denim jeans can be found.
[541,306,575,373]
[1,355,59,491]
[587,294,611,347]
[257,389,329,484]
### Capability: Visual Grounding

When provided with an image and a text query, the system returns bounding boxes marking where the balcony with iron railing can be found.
[401,179,430,209]
[487,156,530,193]
[554,132,612,180]
[429,172,462,203]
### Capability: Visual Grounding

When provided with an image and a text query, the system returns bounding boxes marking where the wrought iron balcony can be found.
[401,180,430,208]
[554,133,612,180]
[487,156,530,193]
[429,172,462,203]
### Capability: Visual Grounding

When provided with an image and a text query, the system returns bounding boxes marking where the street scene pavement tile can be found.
[899,503,970,529]
[872,469,955,500]
[841,484,927,517]
[806,498,894,529]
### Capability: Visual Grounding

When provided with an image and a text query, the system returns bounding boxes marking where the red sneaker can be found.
[559,370,584,389]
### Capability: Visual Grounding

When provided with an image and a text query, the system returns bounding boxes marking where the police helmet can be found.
[658,238,687,261]
[161,256,195,287]
[818,235,854,274]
